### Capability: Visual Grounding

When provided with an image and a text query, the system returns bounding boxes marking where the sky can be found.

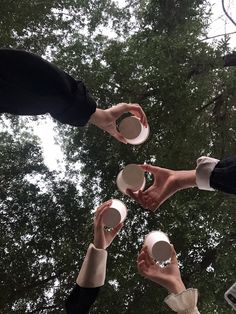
[33,0,236,171]
[207,0,236,46]
[33,117,66,171]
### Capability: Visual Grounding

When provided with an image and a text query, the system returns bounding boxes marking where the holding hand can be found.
[89,103,148,144]
[127,164,196,211]
[137,246,186,294]
[93,200,124,250]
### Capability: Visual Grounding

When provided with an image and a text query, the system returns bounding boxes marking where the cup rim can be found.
[119,116,150,145]
[116,169,146,195]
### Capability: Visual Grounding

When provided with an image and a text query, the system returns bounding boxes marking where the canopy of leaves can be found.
[0,0,236,313]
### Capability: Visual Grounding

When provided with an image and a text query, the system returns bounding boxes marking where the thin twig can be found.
[222,0,236,27]
[201,30,236,40]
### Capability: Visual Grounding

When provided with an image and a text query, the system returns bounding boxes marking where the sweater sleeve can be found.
[195,156,219,191]
[0,48,97,127]
[209,156,236,194]
[76,243,108,288]
[164,289,200,314]
[65,244,107,313]
[65,284,100,314]
[196,155,236,194]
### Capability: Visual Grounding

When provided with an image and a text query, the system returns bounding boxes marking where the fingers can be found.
[137,250,148,275]
[127,189,159,211]
[137,247,146,263]
[125,103,148,127]
[137,260,148,276]
[170,244,178,265]
[143,246,155,266]
[126,189,146,206]
[96,200,112,212]
[113,103,148,127]
[95,200,112,223]
[142,190,156,208]
[141,183,162,211]
[138,190,147,204]
[111,103,132,117]
[127,184,159,211]
[140,164,158,174]
[105,124,128,144]
[138,246,153,265]
[145,199,159,211]
[137,247,156,277]
[110,222,124,238]
[150,205,158,212]
[141,246,155,267]
[126,189,138,200]
[111,130,128,144]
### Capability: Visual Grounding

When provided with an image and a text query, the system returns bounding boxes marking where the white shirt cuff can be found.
[76,243,107,288]
[195,156,219,191]
[164,288,200,314]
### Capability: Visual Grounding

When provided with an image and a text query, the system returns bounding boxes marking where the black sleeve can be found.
[0,48,97,127]
[210,156,236,194]
[65,284,100,314]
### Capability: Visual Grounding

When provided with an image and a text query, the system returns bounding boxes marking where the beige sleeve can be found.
[164,288,200,314]
[76,243,108,288]
[195,156,219,191]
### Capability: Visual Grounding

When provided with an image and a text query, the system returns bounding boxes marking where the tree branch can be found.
[198,94,223,112]
[28,304,58,314]
[201,30,236,41]
[23,269,64,290]
[222,0,236,27]
[8,269,65,303]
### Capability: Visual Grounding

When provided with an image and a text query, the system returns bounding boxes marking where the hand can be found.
[127,164,196,211]
[93,200,124,250]
[89,103,148,143]
[137,246,186,294]
[127,164,178,211]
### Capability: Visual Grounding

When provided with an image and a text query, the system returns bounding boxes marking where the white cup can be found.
[102,199,127,228]
[144,231,172,262]
[116,164,146,195]
[119,116,150,145]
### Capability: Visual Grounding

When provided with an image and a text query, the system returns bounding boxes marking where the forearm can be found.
[168,279,186,295]
[89,108,103,127]
[175,170,197,191]
[174,154,236,195]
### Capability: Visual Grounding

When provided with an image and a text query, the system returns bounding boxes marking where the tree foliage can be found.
[0,0,236,313]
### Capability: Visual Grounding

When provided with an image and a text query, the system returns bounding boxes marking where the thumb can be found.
[110,103,129,118]
[140,164,158,174]
[111,131,127,144]
[170,245,178,265]
[111,222,124,239]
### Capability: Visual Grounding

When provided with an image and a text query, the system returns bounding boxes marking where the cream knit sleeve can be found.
[76,243,108,288]
[164,289,200,314]
[195,156,219,191]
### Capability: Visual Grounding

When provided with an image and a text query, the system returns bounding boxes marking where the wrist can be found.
[168,280,186,294]
[175,170,197,191]
[93,244,106,250]
[89,108,103,126]
[93,240,106,250]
